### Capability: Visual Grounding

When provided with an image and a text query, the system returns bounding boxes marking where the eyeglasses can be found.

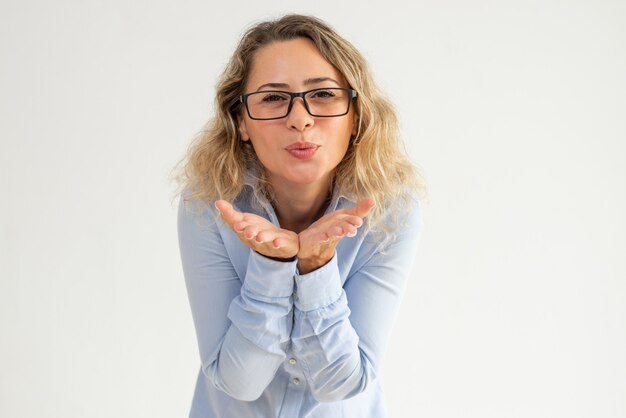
[239,87,357,120]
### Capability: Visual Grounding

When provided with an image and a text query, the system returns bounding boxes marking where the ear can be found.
[237,114,250,142]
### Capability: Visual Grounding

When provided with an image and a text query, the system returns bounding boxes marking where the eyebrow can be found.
[255,77,342,91]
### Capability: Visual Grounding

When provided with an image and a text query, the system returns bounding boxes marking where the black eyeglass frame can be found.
[239,87,358,121]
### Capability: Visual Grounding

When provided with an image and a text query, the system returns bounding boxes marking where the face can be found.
[238,37,356,190]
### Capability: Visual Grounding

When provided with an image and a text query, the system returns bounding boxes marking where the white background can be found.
[1,1,624,417]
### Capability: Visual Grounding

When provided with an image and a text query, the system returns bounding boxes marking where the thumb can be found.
[345,198,375,218]
[215,200,242,224]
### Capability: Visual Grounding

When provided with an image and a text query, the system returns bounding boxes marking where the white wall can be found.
[1,1,624,417]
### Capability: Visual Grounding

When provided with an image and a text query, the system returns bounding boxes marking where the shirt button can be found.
[288,358,297,365]
[293,378,300,385]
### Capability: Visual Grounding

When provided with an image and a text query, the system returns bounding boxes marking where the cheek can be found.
[337,121,354,149]
[327,136,351,165]
[248,138,278,169]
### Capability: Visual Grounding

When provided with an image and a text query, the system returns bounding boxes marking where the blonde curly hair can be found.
[170,14,428,233]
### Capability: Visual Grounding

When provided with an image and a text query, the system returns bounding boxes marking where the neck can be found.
[268,175,333,234]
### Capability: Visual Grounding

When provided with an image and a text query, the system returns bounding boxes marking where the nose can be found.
[286,97,314,131]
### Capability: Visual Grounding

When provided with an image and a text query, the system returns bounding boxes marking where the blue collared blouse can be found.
[177,180,423,418]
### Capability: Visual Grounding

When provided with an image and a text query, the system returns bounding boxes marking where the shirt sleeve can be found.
[290,198,424,402]
[177,194,296,401]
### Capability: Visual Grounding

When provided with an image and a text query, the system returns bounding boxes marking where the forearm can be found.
[207,291,293,401]
[290,209,422,403]
[184,247,297,401]
[213,251,296,400]
[292,292,373,402]
[290,254,375,402]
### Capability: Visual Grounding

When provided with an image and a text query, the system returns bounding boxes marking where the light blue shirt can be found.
[177,180,423,418]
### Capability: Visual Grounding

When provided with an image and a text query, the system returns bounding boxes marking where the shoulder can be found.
[364,193,424,255]
[400,194,424,231]
[177,184,263,228]
[177,189,221,245]
[378,192,423,232]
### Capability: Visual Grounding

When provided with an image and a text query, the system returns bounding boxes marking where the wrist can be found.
[268,255,297,262]
[258,251,296,262]
[297,254,332,275]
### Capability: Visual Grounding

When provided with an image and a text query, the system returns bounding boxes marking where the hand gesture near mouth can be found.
[215,198,375,273]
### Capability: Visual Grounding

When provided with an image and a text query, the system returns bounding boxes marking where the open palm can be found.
[215,198,375,272]
[296,199,375,274]
[215,200,299,260]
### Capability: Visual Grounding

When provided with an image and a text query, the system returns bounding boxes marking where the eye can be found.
[261,93,289,102]
[310,89,336,98]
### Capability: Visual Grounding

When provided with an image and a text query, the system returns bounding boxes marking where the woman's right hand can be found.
[215,200,299,260]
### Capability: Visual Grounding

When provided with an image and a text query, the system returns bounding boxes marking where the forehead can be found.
[246,38,346,89]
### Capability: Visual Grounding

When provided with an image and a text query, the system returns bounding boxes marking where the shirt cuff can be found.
[243,250,296,298]
[294,253,343,312]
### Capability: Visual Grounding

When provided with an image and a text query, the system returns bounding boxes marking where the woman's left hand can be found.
[296,198,375,274]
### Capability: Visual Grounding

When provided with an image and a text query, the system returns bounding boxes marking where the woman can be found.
[173,14,427,418]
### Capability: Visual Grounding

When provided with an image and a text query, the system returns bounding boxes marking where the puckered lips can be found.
[285,141,319,160]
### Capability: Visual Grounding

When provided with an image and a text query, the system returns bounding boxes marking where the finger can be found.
[242,224,260,240]
[326,225,346,239]
[272,236,297,250]
[327,220,360,239]
[255,228,283,244]
[341,215,364,228]
[342,198,376,218]
[233,221,248,232]
[316,231,330,242]
[342,223,359,237]
[215,200,243,226]
[353,198,376,217]
[273,231,299,247]
[256,229,282,244]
